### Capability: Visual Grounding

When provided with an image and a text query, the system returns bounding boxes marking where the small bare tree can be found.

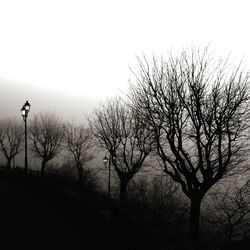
[204,179,250,243]
[90,97,154,200]
[29,113,64,175]
[129,48,250,240]
[0,119,23,169]
[64,123,94,183]
[149,175,187,221]
[129,174,187,223]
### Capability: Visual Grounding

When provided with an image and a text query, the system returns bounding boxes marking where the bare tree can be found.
[129,174,187,224]
[29,113,64,175]
[64,123,94,183]
[129,48,250,241]
[89,97,154,200]
[204,179,250,244]
[0,119,23,169]
[149,175,187,222]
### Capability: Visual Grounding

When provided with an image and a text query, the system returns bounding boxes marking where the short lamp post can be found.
[21,101,31,173]
[103,155,116,200]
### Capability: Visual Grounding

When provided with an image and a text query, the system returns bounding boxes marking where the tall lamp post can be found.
[21,101,31,173]
[103,155,116,200]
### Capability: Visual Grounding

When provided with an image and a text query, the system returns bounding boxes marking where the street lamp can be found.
[103,155,116,200]
[21,101,31,173]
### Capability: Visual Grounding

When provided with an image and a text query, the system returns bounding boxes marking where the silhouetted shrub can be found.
[58,160,100,191]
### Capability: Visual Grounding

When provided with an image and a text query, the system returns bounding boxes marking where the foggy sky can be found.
[1,0,250,122]
[0,78,102,122]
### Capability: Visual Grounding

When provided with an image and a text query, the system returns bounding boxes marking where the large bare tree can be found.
[64,122,94,183]
[29,113,64,175]
[90,98,154,200]
[0,119,23,169]
[129,48,250,241]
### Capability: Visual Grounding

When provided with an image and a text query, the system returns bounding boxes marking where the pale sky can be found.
[1,0,250,121]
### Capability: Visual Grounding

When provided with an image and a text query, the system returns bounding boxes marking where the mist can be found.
[0,77,101,122]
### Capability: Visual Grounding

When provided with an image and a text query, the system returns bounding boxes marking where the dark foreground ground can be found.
[0,171,158,250]
[1,170,249,250]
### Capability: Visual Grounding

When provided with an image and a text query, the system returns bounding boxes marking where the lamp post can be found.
[103,155,116,200]
[21,101,31,173]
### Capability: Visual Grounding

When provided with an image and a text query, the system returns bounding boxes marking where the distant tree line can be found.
[0,114,94,183]
[0,47,249,248]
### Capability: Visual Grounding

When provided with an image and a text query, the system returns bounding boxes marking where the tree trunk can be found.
[227,225,233,243]
[119,178,129,201]
[189,197,202,242]
[77,166,83,184]
[41,159,48,175]
[6,158,11,169]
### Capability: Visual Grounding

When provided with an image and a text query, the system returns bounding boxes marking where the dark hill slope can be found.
[0,171,159,250]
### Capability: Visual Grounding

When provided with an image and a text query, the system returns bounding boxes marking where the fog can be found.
[0,77,103,122]
[1,0,250,124]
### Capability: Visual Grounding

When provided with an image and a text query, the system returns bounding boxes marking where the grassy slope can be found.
[0,168,160,250]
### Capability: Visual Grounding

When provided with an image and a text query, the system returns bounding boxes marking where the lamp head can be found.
[24,101,31,112]
[21,106,26,117]
[103,156,108,166]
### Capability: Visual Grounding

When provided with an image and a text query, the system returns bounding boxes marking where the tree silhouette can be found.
[90,98,154,200]
[129,48,250,241]
[29,113,64,175]
[64,122,94,183]
[0,119,23,169]
[204,179,250,243]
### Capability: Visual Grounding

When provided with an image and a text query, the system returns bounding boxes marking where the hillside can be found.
[0,169,160,250]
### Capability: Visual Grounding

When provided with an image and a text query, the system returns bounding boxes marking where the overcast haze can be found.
[1,0,250,121]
